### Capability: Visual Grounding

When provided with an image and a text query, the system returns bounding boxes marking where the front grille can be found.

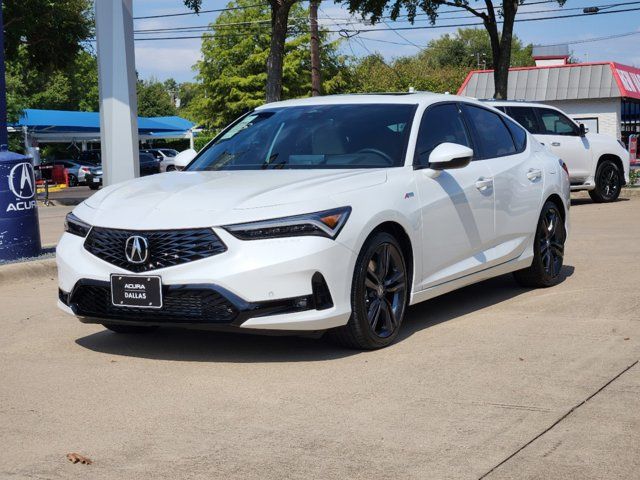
[70,284,238,323]
[84,227,226,272]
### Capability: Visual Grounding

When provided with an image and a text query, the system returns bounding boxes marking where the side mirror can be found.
[579,123,587,136]
[173,148,197,170]
[428,143,473,170]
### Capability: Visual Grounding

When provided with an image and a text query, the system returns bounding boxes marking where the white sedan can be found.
[57,93,570,349]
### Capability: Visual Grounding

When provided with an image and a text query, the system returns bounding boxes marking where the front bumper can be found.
[56,228,354,331]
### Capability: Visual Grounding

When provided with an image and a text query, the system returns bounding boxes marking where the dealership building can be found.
[457,45,640,144]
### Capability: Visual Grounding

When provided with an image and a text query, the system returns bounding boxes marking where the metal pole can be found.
[309,0,321,97]
[95,0,140,186]
[0,1,8,147]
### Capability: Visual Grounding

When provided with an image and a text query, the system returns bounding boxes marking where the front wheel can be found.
[102,324,158,334]
[513,201,566,288]
[331,232,408,349]
[589,159,622,203]
[67,174,78,187]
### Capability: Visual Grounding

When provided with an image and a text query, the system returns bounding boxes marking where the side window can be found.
[537,108,579,136]
[462,105,516,159]
[506,107,541,134]
[502,116,527,153]
[414,103,471,167]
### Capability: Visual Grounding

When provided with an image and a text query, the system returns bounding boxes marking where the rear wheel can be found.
[331,232,408,349]
[67,174,78,187]
[589,159,621,203]
[513,201,566,288]
[166,165,176,172]
[102,324,158,334]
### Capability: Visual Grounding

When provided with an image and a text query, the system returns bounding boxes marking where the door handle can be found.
[475,177,493,191]
[527,168,542,181]
[551,142,561,147]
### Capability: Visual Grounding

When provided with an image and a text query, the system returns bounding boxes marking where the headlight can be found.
[64,213,91,237]
[223,207,351,240]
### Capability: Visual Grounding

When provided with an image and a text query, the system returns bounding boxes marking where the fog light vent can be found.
[311,272,333,310]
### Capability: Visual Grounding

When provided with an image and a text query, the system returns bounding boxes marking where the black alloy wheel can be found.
[68,174,78,187]
[364,243,407,338]
[513,201,566,288]
[331,232,408,349]
[589,160,621,203]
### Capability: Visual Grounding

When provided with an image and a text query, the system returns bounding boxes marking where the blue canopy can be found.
[15,109,194,134]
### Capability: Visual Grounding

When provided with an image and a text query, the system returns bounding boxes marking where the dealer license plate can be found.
[111,274,162,309]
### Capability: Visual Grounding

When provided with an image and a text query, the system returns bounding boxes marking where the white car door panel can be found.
[415,164,495,289]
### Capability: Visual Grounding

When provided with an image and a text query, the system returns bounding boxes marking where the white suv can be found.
[489,101,630,202]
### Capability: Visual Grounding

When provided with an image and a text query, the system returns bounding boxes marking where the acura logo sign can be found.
[125,236,149,264]
[9,162,35,199]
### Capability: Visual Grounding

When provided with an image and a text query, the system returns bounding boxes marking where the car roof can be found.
[482,99,562,111]
[255,92,492,110]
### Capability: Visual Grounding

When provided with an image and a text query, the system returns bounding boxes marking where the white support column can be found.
[95,0,139,186]
[189,129,195,150]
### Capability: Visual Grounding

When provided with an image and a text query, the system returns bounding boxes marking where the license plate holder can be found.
[111,274,163,309]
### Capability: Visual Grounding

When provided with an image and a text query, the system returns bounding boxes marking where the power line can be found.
[540,29,640,47]
[133,1,640,33]
[131,5,640,40]
[133,3,268,20]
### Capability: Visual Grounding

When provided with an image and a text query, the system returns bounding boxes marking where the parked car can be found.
[77,150,102,165]
[40,159,98,187]
[141,148,179,173]
[84,152,161,189]
[488,101,630,202]
[58,93,570,349]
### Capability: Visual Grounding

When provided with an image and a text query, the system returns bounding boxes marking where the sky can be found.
[132,0,640,84]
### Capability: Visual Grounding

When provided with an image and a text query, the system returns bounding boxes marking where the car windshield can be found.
[188,104,417,171]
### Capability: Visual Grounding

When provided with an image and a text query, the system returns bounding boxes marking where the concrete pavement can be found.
[1,194,638,479]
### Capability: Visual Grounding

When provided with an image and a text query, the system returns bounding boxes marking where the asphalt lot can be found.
[1,194,639,479]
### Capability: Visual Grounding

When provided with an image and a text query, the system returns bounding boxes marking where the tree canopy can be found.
[340,0,563,98]
[3,0,93,71]
[191,0,352,129]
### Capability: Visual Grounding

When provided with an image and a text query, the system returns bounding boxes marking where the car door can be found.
[413,103,495,290]
[533,107,591,182]
[463,104,544,262]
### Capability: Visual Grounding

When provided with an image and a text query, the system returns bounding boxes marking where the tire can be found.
[589,159,622,203]
[89,184,100,190]
[68,174,78,187]
[331,232,409,349]
[102,324,158,334]
[513,201,566,288]
[166,165,176,172]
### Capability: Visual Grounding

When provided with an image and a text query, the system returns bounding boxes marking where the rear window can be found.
[502,116,527,153]
[505,107,541,134]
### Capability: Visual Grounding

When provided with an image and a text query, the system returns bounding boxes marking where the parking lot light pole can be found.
[95,0,140,186]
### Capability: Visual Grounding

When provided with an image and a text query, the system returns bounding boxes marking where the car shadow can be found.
[75,266,575,363]
[571,197,629,207]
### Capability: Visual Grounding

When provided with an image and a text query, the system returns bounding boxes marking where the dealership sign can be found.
[614,63,640,100]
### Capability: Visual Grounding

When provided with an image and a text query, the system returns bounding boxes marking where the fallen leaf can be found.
[624,337,630,341]
[66,453,92,465]
[519,357,524,361]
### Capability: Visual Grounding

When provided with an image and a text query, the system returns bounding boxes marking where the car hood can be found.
[77,169,387,229]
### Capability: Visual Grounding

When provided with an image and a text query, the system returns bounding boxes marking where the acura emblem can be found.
[125,236,149,264]
[8,162,35,199]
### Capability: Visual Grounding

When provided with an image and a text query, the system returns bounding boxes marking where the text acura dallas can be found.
[57,93,570,349]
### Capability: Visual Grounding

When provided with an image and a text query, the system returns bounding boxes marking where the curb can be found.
[0,257,57,286]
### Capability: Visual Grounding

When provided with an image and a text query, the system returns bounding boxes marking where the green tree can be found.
[340,0,564,99]
[349,28,532,94]
[192,0,352,129]
[6,48,99,120]
[137,79,178,117]
[3,0,93,71]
